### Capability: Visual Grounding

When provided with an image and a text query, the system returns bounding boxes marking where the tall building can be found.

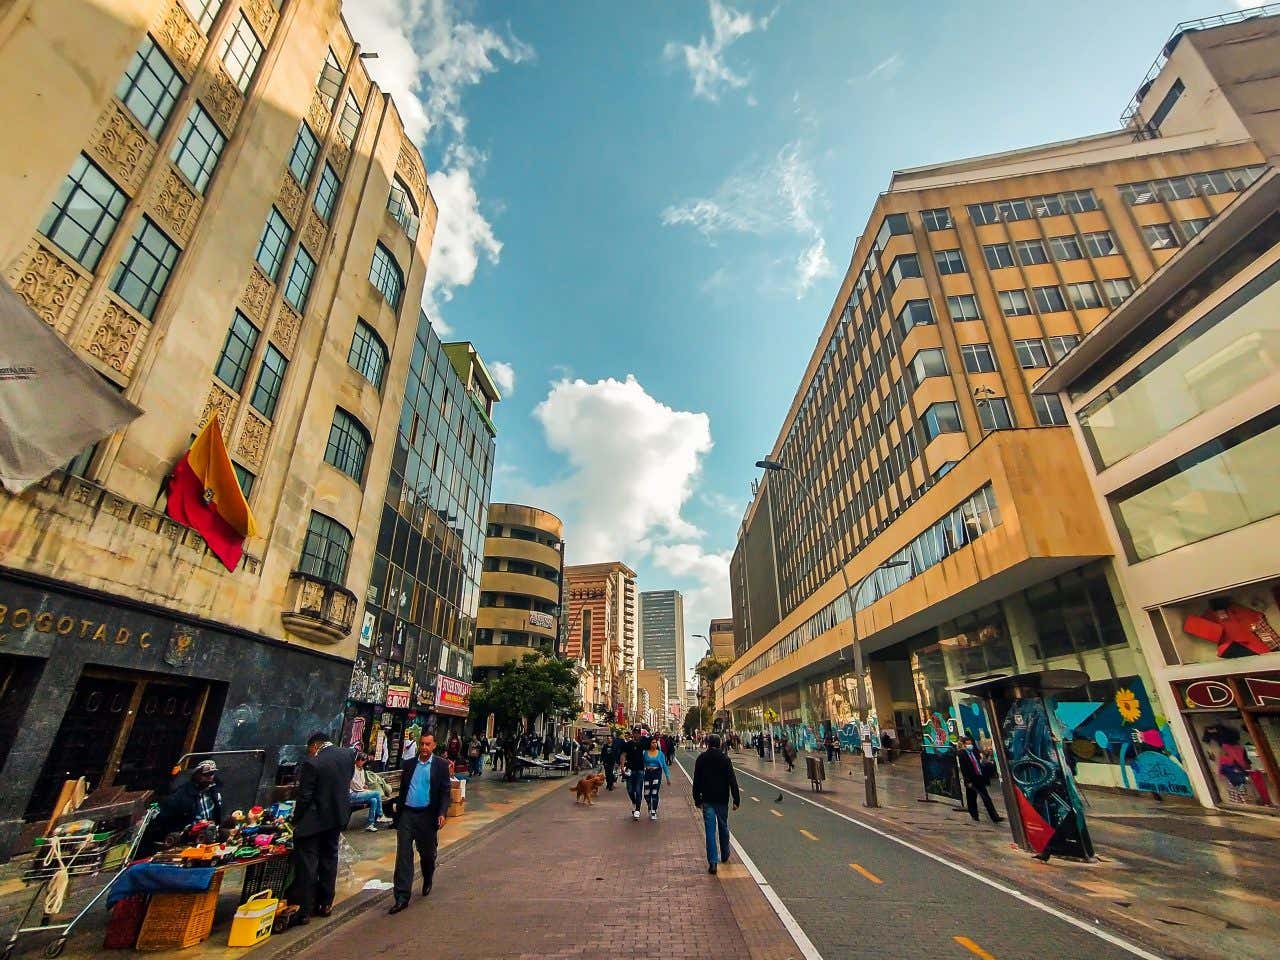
[564,561,637,723]
[708,618,736,662]
[0,0,440,854]
[474,503,565,680]
[636,668,669,730]
[721,8,1275,805]
[342,328,499,762]
[639,589,686,705]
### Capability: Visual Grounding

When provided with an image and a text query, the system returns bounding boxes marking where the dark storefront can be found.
[0,571,350,859]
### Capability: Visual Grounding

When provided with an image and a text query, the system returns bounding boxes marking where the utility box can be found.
[806,756,826,791]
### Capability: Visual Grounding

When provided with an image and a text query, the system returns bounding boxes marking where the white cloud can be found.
[489,360,516,396]
[700,490,741,518]
[664,0,774,103]
[662,143,832,296]
[865,52,903,81]
[423,163,502,312]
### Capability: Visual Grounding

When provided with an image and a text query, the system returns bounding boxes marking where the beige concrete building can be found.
[563,561,638,723]
[721,9,1276,802]
[0,0,439,853]
[637,668,669,731]
[708,618,735,662]
[475,503,564,679]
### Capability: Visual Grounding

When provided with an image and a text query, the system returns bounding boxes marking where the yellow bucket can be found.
[227,889,278,947]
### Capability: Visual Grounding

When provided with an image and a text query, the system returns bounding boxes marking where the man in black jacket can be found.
[692,735,740,874]
[388,732,451,914]
[289,732,356,924]
[618,729,647,821]
[958,736,1003,825]
[599,734,618,791]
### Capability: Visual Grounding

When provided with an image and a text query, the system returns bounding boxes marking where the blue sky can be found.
[346,0,1235,674]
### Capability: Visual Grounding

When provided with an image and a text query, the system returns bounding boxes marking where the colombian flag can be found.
[166,414,258,571]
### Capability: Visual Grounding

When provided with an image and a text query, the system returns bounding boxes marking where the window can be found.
[1142,223,1180,250]
[1148,78,1184,132]
[38,154,127,270]
[1014,239,1048,266]
[977,396,1014,431]
[287,123,320,184]
[873,213,910,251]
[999,289,1032,317]
[298,511,352,583]
[170,104,225,192]
[983,243,1014,270]
[922,402,963,441]
[250,344,287,418]
[387,176,420,241]
[283,246,315,311]
[1082,231,1117,257]
[1047,334,1080,362]
[908,348,948,388]
[1119,165,1266,205]
[921,208,952,231]
[1014,338,1050,369]
[115,36,183,137]
[1033,285,1067,312]
[233,463,255,498]
[947,294,981,321]
[1102,277,1134,305]
[325,408,371,482]
[887,254,921,289]
[934,249,966,275]
[969,202,1000,226]
[218,14,263,92]
[255,206,290,280]
[1180,217,1212,241]
[181,0,221,33]
[314,163,340,222]
[348,320,388,390]
[317,47,343,109]
[896,299,934,335]
[960,343,997,373]
[1032,394,1068,426]
[1066,281,1103,310]
[110,217,179,318]
[215,311,258,390]
[369,243,404,308]
[1048,235,1083,261]
[338,90,362,141]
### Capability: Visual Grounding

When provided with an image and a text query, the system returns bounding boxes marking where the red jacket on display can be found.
[1183,605,1280,658]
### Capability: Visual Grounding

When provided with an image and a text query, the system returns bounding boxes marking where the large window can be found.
[1102,277,1134,305]
[1048,235,1083,261]
[947,294,981,321]
[287,123,320,184]
[325,408,371,482]
[299,511,352,583]
[1033,285,1067,313]
[908,348,948,387]
[255,206,291,280]
[313,163,340,222]
[921,208,952,231]
[250,344,286,418]
[982,243,1014,270]
[115,35,183,137]
[1082,231,1117,257]
[317,47,343,109]
[922,401,963,441]
[387,176,420,241]
[960,343,996,373]
[38,154,127,270]
[283,246,316,311]
[1047,334,1080,362]
[170,104,225,192]
[1014,338,1050,369]
[1033,393,1068,426]
[1118,165,1266,205]
[218,13,263,92]
[1067,280,1103,310]
[977,396,1014,431]
[110,216,179,318]
[348,320,388,390]
[1014,239,1048,266]
[1142,223,1180,250]
[181,0,221,33]
[887,254,921,289]
[896,299,934,335]
[1111,409,1280,561]
[369,243,404,308]
[215,311,258,391]
[998,289,1032,317]
[934,249,966,275]
[338,90,362,141]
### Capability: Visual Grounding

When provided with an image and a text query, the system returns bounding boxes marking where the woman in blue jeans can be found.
[642,738,672,821]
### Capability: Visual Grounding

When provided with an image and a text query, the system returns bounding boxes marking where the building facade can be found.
[709,617,736,662]
[474,503,564,681]
[637,668,669,731]
[0,0,438,855]
[639,589,686,706]
[563,561,637,724]
[341,326,498,766]
[720,10,1276,803]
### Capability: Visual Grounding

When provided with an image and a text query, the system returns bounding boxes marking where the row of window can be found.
[1118,165,1266,206]
[982,231,1117,268]
[968,190,1100,226]
[1142,219,1211,250]
[997,279,1131,316]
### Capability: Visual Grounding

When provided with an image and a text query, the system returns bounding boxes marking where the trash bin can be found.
[805,755,826,792]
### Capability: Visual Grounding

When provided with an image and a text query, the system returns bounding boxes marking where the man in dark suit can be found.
[959,735,1004,825]
[388,732,451,914]
[289,732,356,924]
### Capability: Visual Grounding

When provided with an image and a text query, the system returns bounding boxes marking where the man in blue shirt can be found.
[389,732,451,913]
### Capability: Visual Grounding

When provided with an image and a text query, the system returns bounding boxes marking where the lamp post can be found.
[757,457,908,807]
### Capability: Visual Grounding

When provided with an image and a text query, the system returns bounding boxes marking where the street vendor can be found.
[148,760,224,848]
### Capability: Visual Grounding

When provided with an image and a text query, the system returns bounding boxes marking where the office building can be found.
[564,561,638,723]
[637,668,669,730]
[640,589,686,705]
[709,617,736,662]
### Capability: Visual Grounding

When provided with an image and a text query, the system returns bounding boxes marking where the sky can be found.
[343,0,1244,680]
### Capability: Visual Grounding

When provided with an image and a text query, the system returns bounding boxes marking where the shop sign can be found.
[0,601,155,650]
[435,675,471,716]
[528,611,555,629]
[1178,672,1280,709]
[360,612,375,648]
[386,684,412,709]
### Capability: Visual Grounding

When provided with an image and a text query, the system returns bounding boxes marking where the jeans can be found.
[470,755,483,775]
[350,789,383,825]
[626,769,645,810]
[702,803,730,865]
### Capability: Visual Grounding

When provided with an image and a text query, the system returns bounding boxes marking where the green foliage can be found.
[468,653,581,734]
[683,705,712,738]
[694,656,731,685]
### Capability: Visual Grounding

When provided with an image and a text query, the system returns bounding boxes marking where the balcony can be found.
[281,571,359,645]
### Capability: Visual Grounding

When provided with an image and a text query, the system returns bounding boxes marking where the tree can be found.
[694,656,731,687]
[468,653,581,734]
[683,706,712,738]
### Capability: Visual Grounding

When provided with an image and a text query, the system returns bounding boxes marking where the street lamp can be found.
[757,457,909,807]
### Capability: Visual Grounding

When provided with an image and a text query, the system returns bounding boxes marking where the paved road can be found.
[675,756,1159,960]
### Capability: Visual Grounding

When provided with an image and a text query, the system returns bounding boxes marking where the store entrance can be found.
[25,668,210,820]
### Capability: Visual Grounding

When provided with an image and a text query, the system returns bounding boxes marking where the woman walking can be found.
[642,736,673,821]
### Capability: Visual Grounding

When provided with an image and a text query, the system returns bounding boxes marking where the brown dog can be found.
[570,773,606,805]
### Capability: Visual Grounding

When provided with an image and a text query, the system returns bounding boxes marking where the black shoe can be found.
[421,880,432,897]
[293,914,311,927]
[971,817,980,823]
[388,899,409,915]
[314,904,333,918]
[708,863,717,874]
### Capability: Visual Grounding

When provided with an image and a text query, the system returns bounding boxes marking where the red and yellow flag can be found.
[166,414,258,571]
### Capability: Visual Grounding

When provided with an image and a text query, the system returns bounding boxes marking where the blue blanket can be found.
[106,863,217,907]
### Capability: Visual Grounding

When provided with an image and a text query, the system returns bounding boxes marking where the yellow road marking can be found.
[849,863,882,884]
[799,828,818,841]
[770,809,783,817]
[954,936,996,960]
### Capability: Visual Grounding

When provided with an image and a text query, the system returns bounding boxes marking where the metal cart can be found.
[2,804,157,959]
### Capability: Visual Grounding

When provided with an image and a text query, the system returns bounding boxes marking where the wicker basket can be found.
[135,873,223,951]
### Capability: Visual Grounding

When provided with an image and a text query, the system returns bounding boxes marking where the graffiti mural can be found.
[1001,696,1093,860]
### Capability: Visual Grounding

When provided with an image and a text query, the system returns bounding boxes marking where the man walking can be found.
[389,732,451,914]
[618,729,647,821]
[692,735,740,874]
[289,732,355,924]
[600,734,618,791]
[959,735,1003,825]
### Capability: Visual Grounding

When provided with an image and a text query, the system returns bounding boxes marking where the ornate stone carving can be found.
[396,141,429,208]
[240,266,273,322]
[307,92,331,136]
[83,298,146,376]
[236,413,270,469]
[11,241,88,333]
[200,62,243,134]
[155,0,205,78]
[87,101,154,193]
[199,383,237,438]
[329,137,350,175]
[273,302,300,354]
[152,167,201,243]
[277,171,304,224]
[302,210,326,257]
[241,0,277,38]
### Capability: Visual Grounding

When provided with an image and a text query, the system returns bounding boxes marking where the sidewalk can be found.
[0,771,564,959]
[731,746,1280,960]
